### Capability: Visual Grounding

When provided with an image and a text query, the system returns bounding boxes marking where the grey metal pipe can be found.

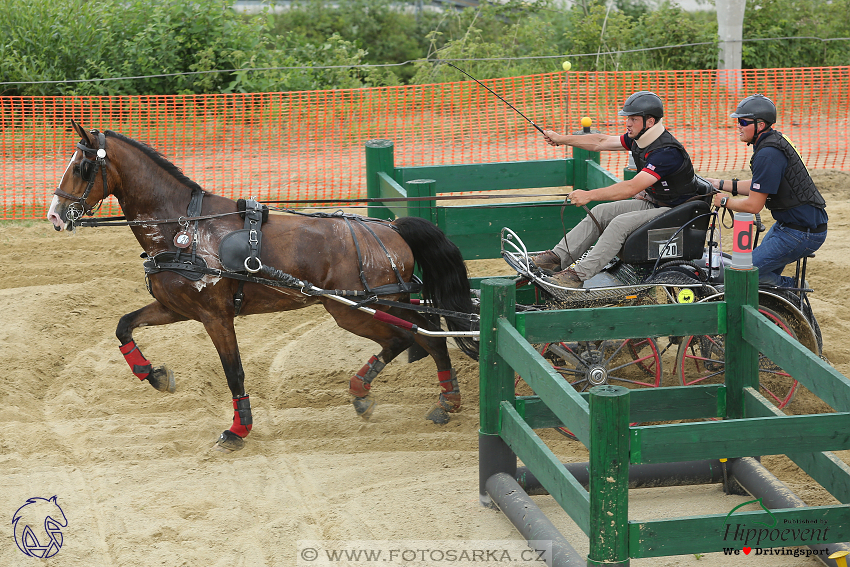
[485,472,585,567]
[516,459,729,495]
[479,433,517,508]
[730,457,850,567]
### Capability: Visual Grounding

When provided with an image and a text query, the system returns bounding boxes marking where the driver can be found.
[706,94,827,288]
[532,91,703,288]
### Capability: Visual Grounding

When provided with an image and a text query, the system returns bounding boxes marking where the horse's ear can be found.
[70,119,91,145]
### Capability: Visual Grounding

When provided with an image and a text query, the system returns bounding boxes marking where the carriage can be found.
[499,190,823,420]
[49,122,824,452]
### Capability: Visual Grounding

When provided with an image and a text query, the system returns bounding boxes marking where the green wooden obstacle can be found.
[364,138,622,259]
[479,267,850,566]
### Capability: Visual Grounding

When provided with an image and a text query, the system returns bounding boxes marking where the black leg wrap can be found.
[234,396,253,426]
[362,358,386,385]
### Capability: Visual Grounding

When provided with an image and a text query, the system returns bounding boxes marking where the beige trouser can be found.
[552,199,670,280]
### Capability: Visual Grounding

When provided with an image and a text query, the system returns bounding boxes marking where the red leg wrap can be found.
[438,369,458,393]
[228,395,253,438]
[438,369,461,412]
[349,355,385,397]
[119,340,152,381]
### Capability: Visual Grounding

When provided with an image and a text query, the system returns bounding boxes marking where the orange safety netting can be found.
[2,66,848,220]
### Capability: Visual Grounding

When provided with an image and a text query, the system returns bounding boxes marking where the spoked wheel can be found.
[539,338,662,439]
[544,338,663,391]
[676,305,800,410]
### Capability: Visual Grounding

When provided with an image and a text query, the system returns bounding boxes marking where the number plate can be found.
[647,227,683,260]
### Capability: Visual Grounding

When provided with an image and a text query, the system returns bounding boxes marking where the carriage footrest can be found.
[541,284,656,307]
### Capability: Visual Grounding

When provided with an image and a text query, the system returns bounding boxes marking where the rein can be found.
[261,192,573,204]
[75,210,243,228]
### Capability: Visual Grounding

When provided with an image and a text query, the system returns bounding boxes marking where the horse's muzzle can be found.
[46,195,70,231]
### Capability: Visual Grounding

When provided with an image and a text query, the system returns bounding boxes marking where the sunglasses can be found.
[737,118,755,127]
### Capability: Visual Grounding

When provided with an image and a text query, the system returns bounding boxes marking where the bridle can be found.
[54,130,109,224]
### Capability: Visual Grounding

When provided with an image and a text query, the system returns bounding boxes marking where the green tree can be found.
[271,0,438,84]
[634,3,716,70]
[741,0,850,68]
[410,0,562,83]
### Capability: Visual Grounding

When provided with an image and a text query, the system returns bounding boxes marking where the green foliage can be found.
[410,0,716,78]
[0,0,371,95]
[272,0,437,84]
[633,3,717,70]
[224,33,377,93]
[562,1,635,71]
[0,0,847,95]
[410,0,562,83]
[741,0,850,68]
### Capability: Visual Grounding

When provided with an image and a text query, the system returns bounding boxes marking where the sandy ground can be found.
[2,169,850,566]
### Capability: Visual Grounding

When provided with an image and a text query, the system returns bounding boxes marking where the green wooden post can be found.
[623,152,637,181]
[588,385,630,567]
[572,123,601,190]
[478,278,517,507]
[724,267,760,419]
[405,178,437,223]
[365,139,395,220]
[573,147,590,190]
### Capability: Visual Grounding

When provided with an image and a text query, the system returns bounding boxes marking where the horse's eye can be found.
[72,163,81,177]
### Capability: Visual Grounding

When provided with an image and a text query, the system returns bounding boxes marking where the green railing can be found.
[364,138,622,259]
[479,267,850,564]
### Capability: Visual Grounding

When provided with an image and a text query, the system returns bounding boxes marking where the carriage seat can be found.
[618,198,712,265]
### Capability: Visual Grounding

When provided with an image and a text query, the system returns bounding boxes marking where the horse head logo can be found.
[12,496,68,558]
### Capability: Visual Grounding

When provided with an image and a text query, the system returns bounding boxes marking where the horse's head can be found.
[48,120,115,231]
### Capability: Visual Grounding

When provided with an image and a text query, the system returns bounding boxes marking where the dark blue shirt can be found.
[750,145,828,228]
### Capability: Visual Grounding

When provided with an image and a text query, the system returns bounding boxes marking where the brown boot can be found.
[530,250,561,271]
[546,268,583,289]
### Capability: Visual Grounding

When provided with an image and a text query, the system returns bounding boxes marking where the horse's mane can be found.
[105,131,204,193]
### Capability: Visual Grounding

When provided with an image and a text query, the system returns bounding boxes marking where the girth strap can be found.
[175,188,205,265]
[240,198,265,273]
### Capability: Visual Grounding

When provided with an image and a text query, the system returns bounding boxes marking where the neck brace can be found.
[634,119,665,148]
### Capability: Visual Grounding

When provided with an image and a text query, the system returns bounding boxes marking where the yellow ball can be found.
[562,60,572,72]
[580,116,592,128]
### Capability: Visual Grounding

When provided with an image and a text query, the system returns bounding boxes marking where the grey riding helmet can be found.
[731,94,777,125]
[618,91,664,120]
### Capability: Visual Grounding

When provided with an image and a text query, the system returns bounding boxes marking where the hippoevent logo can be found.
[12,496,67,558]
[721,498,830,557]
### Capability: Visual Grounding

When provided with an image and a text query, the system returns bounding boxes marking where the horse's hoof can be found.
[425,405,450,424]
[149,366,176,393]
[439,391,462,413]
[352,396,377,420]
[213,430,245,452]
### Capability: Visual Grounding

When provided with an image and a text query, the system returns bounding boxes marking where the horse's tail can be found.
[392,216,479,360]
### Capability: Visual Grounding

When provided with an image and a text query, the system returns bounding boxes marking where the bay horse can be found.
[48,121,478,452]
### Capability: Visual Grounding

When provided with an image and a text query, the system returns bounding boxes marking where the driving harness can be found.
[57,129,438,322]
[142,191,422,315]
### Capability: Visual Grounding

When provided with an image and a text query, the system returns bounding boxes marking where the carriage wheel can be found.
[538,338,662,439]
[675,305,800,409]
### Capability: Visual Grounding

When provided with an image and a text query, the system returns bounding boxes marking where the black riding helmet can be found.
[618,91,663,139]
[618,91,664,119]
[731,94,777,125]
